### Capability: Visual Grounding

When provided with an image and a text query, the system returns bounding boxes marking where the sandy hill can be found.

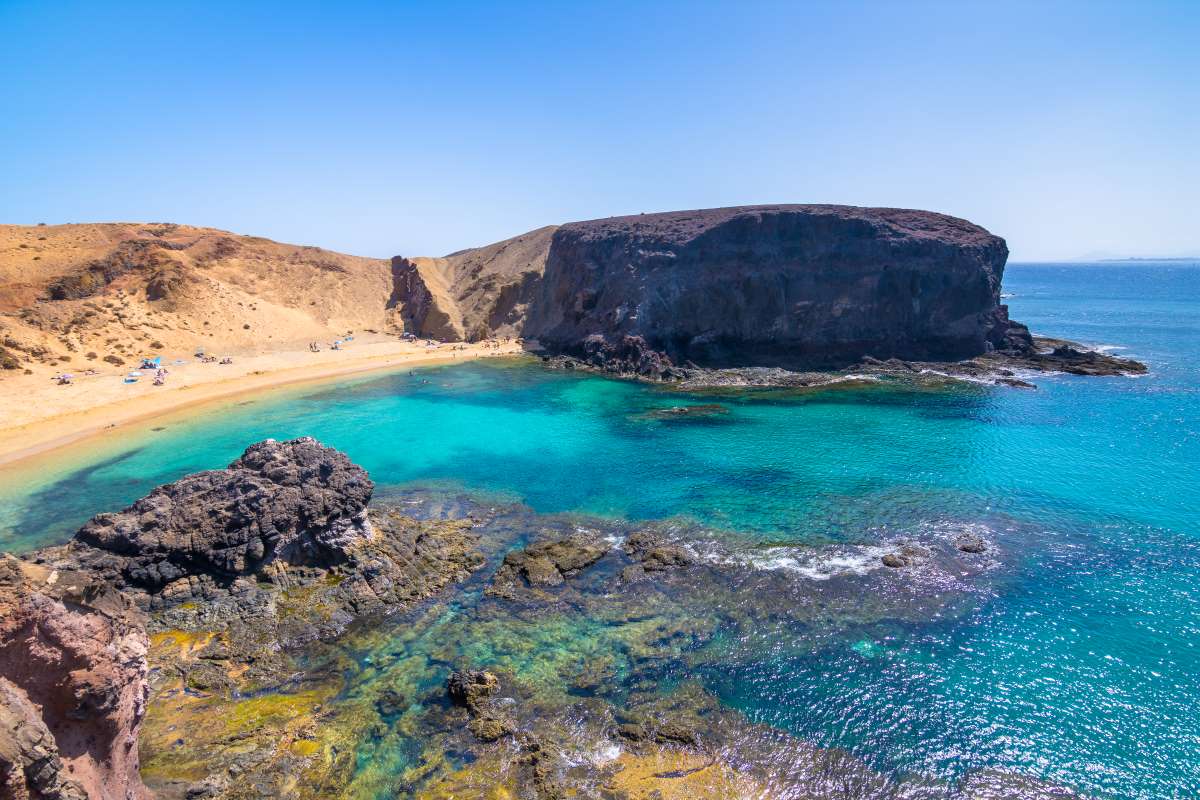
[0,223,403,374]
[398,225,557,341]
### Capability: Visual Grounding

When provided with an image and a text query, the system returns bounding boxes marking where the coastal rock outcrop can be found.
[7,441,487,799]
[523,205,1029,371]
[64,437,375,606]
[27,438,483,654]
[384,203,1144,384]
[0,556,150,800]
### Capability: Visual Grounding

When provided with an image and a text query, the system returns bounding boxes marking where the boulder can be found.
[624,530,694,572]
[956,534,988,554]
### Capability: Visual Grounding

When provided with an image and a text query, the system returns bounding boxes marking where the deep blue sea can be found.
[1,262,1197,798]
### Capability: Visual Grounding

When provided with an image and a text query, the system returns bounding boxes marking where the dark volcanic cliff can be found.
[389,204,1034,372]
[523,205,1031,369]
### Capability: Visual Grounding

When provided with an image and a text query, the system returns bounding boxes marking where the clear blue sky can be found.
[2,0,1196,261]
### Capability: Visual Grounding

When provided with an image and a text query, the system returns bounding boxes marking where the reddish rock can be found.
[0,556,150,800]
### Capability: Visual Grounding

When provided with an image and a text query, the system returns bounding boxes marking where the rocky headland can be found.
[388,205,1146,387]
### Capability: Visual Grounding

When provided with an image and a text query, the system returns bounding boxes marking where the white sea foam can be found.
[575,524,624,547]
[702,541,891,580]
[916,368,996,386]
[917,367,1057,386]
[591,743,622,764]
[757,545,893,580]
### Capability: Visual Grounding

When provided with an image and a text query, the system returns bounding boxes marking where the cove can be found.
[1,263,1198,798]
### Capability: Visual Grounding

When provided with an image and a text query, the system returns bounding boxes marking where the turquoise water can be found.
[2,262,1198,797]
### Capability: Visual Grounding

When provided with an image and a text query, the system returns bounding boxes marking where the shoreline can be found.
[0,338,525,470]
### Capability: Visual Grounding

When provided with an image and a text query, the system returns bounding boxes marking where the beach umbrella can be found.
[127,371,142,377]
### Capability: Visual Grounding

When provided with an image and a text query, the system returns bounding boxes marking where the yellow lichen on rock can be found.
[411,750,518,800]
[607,750,764,800]
[149,628,215,658]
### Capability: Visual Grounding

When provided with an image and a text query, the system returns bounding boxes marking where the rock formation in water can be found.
[62,436,375,608]
[0,556,150,800]
[29,438,482,643]
[4,439,485,799]
[387,204,1146,382]
[486,535,609,599]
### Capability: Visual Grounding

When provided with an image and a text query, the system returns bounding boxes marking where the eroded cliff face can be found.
[390,226,557,341]
[523,205,1030,369]
[0,556,150,800]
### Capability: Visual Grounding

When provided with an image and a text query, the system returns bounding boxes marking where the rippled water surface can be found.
[1,263,1197,798]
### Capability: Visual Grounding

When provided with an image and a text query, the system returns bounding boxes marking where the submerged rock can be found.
[447,670,500,713]
[956,533,988,554]
[624,530,695,572]
[641,403,731,420]
[446,670,515,743]
[880,543,931,569]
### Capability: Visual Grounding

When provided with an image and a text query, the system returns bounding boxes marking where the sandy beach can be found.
[0,335,524,468]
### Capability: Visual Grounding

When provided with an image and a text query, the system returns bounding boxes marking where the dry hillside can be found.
[0,223,405,375]
[399,225,556,341]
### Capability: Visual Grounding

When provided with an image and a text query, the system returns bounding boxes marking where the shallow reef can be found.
[128,486,1080,799]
